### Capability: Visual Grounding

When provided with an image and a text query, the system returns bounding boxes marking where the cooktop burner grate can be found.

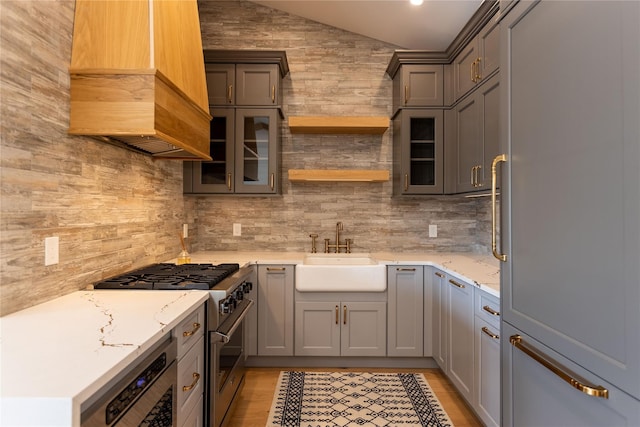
[93,263,240,290]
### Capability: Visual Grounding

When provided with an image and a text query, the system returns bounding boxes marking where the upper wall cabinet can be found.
[68,0,212,160]
[184,50,289,195]
[206,63,282,107]
[203,50,288,108]
[452,16,500,102]
[392,64,444,111]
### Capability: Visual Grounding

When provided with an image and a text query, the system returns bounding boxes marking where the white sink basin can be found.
[295,253,387,292]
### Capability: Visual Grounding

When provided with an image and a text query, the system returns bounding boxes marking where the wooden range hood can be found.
[68,0,212,160]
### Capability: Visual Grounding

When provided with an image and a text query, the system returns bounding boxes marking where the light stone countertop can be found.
[182,251,501,298]
[0,290,209,427]
[0,251,499,427]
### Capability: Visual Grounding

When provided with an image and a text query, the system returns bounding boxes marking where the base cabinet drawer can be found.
[177,335,205,426]
[180,394,204,427]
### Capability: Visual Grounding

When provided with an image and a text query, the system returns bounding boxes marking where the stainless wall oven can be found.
[81,336,177,427]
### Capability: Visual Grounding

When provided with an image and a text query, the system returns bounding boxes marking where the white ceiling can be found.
[251,0,483,51]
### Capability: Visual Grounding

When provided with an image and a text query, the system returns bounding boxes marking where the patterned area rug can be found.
[266,371,454,427]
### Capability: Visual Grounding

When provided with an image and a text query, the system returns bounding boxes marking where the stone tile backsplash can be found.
[0,0,492,316]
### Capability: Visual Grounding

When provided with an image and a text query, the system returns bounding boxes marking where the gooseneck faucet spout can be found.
[335,222,343,252]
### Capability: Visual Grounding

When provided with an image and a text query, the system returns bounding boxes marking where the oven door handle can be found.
[213,299,254,344]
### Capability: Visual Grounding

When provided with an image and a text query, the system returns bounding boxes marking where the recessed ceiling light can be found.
[410,0,424,5]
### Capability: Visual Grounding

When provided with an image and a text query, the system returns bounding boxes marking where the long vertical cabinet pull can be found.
[270,173,275,191]
[404,85,409,105]
[227,85,233,104]
[335,305,339,325]
[404,174,409,192]
[491,154,507,261]
[271,85,276,103]
[343,305,347,325]
[227,173,232,191]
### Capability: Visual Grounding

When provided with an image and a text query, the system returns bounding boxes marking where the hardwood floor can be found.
[226,367,483,426]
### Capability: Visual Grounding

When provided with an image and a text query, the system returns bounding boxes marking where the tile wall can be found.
[194,1,492,254]
[0,0,492,316]
[0,1,190,315]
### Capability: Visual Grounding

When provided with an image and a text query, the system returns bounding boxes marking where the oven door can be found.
[210,298,254,427]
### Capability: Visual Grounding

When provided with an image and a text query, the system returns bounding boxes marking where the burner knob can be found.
[235,289,244,300]
[245,282,253,292]
[221,300,230,314]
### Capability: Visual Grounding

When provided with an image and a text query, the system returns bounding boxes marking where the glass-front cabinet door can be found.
[188,108,235,193]
[393,109,443,195]
[235,108,279,194]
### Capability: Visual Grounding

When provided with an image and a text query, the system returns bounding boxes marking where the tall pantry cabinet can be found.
[499,1,640,425]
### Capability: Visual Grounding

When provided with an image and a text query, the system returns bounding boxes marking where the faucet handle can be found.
[309,233,318,253]
[346,238,352,253]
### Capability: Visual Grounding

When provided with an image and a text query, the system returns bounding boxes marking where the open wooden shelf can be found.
[288,116,389,134]
[288,169,390,182]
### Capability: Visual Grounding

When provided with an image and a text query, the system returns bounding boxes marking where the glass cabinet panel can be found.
[188,108,235,193]
[235,109,278,194]
[394,109,443,195]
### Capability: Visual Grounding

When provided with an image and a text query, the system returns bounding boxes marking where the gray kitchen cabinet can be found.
[295,300,386,357]
[446,73,500,193]
[453,16,499,102]
[446,274,475,403]
[174,304,206,427]
[431,269,447,370]
[500,1,640,425]
[205,63,282,107]
[387,266,424,357]
[185,50,288,195]
[392,109,444,195]
[392,64,444,111]
[474,290,500,427]
[257,265,294,356]
[184,108,280,194]
[184,107,234,194]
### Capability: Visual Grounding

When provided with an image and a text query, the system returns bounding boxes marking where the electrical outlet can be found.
[45,236,59,266]
[429,224,438,238]
[233,223,242,236]
[183,223,189,238]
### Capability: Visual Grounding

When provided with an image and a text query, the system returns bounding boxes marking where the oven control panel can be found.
[219,282,253,314]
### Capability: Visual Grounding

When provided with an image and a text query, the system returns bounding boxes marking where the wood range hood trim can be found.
[68,0,212,160]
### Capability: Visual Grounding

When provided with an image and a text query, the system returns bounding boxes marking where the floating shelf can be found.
[288,169,390,182]
[288,116,389,134]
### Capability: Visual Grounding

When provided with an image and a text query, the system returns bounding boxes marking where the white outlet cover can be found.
[45,236,59,266]
[429,224,438,238]
[183,223,189,238]
[233,223,241,236]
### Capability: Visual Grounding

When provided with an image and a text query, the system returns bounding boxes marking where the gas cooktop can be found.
[93,263,240,290]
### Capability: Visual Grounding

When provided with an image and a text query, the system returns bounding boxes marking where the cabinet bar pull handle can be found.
[266,267,286,272]
[271,85,276,103]
[491,154,507,261]
[476,165,482,187]
[335,305,339,325]
[470,166,476,186]
[482,305,500,316]
[270,173,275,190]
[404,174,409,192]
[449,278,465,288]
[476,57,482,81]
[435,271,444,278]
[227,173,232,191]
[343,305,347,325]
[182,322,201,337]
[471,60,476,82]
[510,335,609,399]
[228,85,233,103]
[397,267,416,272]
[481,326,499,340]
[404,85,409,104]
[182,372,201,392]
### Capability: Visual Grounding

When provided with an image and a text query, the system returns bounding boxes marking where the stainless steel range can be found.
[94,263,255,427]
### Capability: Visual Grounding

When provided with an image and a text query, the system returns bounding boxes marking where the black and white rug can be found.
[266,371,454,427]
